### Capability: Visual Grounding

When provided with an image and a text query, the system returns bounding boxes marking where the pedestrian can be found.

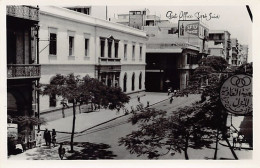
[170,96,173,104]
[137,94,140,102]
[147,101,150,107]
[52,129,57,147]
[116,106,120,115]
[168,88,171,96]
[58,143,66,160]
[36,130,42,147]
[43,128,48,146]
[238,133,243,150]
[46,130,52,148]
[232,131,238,148]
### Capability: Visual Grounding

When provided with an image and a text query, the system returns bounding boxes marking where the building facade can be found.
[7,6,40,146]
[208,30,231,63]
[208,41,225,57]
[231,38,239,66]
[39,6,147,111]
[145,20,206,91]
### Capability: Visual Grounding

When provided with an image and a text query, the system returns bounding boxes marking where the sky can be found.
[102,5,252,62]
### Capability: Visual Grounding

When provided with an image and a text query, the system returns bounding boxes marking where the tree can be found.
[119,56,235,159]
[41,73,83,152]
[119,103,214,160]
[41,73,130,152]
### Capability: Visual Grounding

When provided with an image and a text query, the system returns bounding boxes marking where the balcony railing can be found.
[7,64,41,79]
[98,57,121,66]
[6,5,39,21]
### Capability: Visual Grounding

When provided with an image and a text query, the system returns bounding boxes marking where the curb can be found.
[53,96,171,134]
[219,141,253,150]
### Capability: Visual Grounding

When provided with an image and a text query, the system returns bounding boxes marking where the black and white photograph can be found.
[0,0,258,167]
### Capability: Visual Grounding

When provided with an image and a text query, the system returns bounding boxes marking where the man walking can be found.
[232,131,238,148]
[170,96,173,104]
[43,129,48,146]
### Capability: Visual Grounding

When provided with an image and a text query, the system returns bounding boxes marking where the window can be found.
[100,38,105,57]
[108,40,112,58]
[69,36,74,56]
[85,39,89,56]
[123,73,127,92]
[114,41,119,58]
[132,73,135,91]
[132,45,135,60]
[83,8,90,15]
[139,46,142,60]
[124,44,127,59]
[49,93,56,107]
[139,72,142,89]
[49,33,57,55]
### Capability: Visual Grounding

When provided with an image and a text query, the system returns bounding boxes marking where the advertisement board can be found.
[179,20,199,37]
[7,123,18,140]
[220,74,252,115]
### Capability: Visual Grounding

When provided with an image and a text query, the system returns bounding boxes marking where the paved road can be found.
[55,95,252,160]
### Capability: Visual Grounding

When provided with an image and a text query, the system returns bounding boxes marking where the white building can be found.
[39,6,147,111]
[208,41,225,57]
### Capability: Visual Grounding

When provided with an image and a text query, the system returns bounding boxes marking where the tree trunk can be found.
[214,129,219,160]
[78,104,81,114]
[70,101,76,152]
[184,135,189,160]
[62,108,65,118]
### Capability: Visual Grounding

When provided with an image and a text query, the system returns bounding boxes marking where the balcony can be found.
[98,57,121,66]
[6,5,39,21]
[7,64,41,79]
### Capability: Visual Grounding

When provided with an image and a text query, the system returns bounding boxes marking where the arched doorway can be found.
[132,72,135,91]
[139,72,142,90]
[123,73,127,92]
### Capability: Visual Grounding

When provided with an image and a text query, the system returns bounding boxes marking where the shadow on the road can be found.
[64,142,117,160]
[25,146,60,160]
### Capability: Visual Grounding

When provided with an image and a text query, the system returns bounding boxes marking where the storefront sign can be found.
[220,74,252,115]
[185,23,199,35]
[7,123,18,140]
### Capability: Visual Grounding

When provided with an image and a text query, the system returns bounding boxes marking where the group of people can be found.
[35,128,66,159]
[35,128,57,148]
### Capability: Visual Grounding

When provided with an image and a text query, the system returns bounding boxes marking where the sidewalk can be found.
[40,92,169,133]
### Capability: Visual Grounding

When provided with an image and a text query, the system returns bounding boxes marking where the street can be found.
[55,95,213,159]
[54,94,251,160]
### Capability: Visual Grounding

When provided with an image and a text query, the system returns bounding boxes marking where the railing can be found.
[7,64,41,79]
[6,5,39,21]
[98,57,121,65]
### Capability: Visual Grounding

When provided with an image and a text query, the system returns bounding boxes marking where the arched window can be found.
[139,72,142,90]
[132,72,135,91]
[123,73,127,92]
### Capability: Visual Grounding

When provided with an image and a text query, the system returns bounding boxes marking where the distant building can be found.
[66,6,107,20]
[241,45,249,64]
[208,41,225,57]
[7,6,40,147]
[231,38,239,66]
[111,9,168,30]
[208,30,231,63]
[145,20,208,91]
[39,6,147,112]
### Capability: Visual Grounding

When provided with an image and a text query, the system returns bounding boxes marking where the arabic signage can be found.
[7,123,18,140]
[220,74,252,115]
